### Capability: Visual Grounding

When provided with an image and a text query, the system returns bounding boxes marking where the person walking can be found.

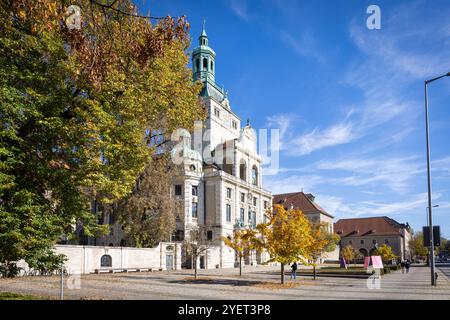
[400,260,405,274]
[405,260,411,273]
[290,262,298,280]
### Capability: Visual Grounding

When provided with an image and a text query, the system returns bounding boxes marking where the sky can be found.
[139,0,450,237]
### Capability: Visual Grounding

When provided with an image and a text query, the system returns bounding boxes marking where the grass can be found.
[0,292,50,300]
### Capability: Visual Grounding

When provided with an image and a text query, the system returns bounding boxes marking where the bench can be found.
[93,267,163,274]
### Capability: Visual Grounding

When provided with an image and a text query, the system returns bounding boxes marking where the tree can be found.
[0,0,203,274]
[341,245,356,268]
[184,225,212,280]
[374,244,396,264]
[115,154,181,247]
[221,229,257,277]
[308,223,340,279]
[408,232,428,261]
[254,205,313,284]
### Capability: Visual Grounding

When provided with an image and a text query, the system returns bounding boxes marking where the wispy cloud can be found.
[289,123,355,156]
[226,0,250,22]
[280,31,325,63]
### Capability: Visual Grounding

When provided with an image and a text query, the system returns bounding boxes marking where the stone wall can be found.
[53,243,181,274]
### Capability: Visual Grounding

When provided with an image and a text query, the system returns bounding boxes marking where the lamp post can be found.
[426,205,439,228]
[424,71,449,286]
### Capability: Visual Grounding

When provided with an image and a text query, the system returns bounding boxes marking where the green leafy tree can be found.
[0,0,203,274]
[408,232,429,261]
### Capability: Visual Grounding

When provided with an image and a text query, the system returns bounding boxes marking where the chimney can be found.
[305,193,315,202]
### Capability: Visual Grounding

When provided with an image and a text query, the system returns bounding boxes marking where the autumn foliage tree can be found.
[308,223,340,279]
[221,229,258,277]
[254,205,314,284]
[374,244,396,264]
[340,245,357,267]
[0,0,203,274]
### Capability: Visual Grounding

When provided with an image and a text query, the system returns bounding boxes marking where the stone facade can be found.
[171,24,272,269]
[334,216,412,261]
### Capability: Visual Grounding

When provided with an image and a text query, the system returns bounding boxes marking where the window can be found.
[232,120,237,130]
[240,193,245,203]
[210,60,214,71]
[175,185,182,196]
[360,240,364,244]
[192,202,198,218]
[109,213,115,225]
[385,239,389,244]
[263,201,268,209]
[253,197,257,206]
[207,231,213,241]
[226,204,231,222]
[226,188,232,198]
[372,239,377,244]
[195,59,200,72]
[248,211,252,223]
[251,166,258,186]
[214,107,220,117]
[239,159,247,181]
[240,208,245,222]
[192,185,198,196]
[349,240,353,245]
[100,255,112,267]
[203,58,208,70]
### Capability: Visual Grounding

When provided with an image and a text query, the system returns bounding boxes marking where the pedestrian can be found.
[290,262,298,280]
[405,260,411,273]
[400,260,405,274]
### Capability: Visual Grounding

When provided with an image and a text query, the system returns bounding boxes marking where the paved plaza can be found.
[1,265,450,300]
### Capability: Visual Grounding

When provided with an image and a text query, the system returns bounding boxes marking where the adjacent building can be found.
[334,216,412,261]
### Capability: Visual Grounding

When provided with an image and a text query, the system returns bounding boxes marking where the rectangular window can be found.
[175,185,182,196]
[226,204,231,222]
[263,201,268,209]
[360,240,364,244]
[226,187,232,199]
[192,185,198,196]
[192,202,198,218]
[232,120,237,130]
[372,239,377,244]
[214,107,220,117]
[253,197,257,206]
[207,231,213,241]
[248,211,252,223]
[240,193,245,203]
[240,208,245,223]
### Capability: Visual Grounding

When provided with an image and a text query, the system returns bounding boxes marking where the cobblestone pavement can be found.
[1,265,449,300]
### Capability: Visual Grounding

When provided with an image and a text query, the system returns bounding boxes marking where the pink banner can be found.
[363,256,370,268]
[371,256,383,269]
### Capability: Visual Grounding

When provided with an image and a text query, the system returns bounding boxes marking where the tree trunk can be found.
[239,256,242,277]
[194,254,198,280]
[281,264,285,284]
[313,265,316,280]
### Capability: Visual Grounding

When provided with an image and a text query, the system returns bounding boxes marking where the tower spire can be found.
[201,19,207,37]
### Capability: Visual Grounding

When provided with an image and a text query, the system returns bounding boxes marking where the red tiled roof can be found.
[272,192,334,218]
[334,216,408,237]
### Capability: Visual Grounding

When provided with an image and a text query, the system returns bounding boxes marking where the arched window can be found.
[195,59,200,72]
[210,60,214,72]
[203,58,208,70]
[100,254,112,267]
[251,165,258,186]
[239,159,247,181]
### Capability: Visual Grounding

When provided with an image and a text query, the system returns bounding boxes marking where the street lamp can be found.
[424,71,449,286]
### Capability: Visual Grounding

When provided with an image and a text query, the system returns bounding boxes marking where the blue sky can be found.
[140,0,450,236]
